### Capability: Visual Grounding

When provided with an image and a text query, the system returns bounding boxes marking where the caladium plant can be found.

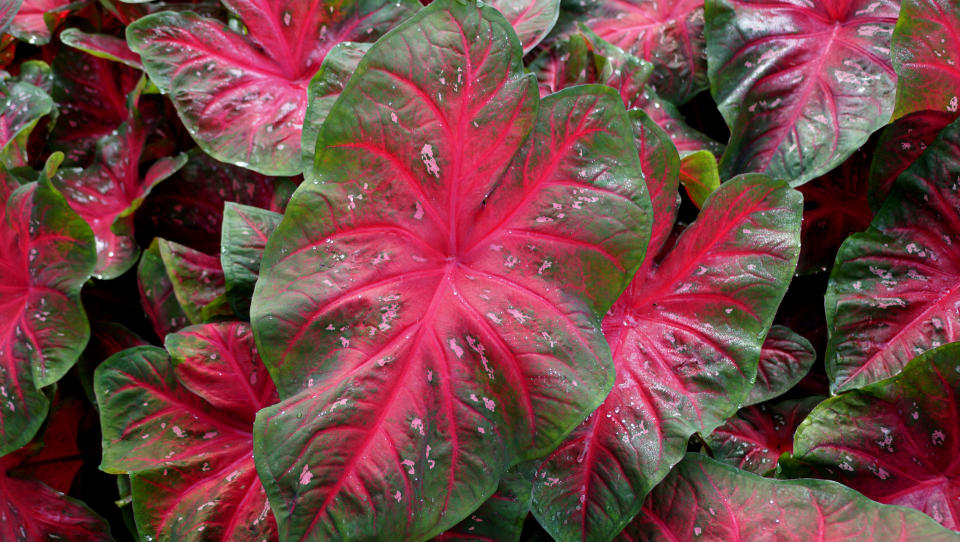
[4,0,960,537]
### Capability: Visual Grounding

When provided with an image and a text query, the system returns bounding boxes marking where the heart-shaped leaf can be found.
[706,0,899,186]
[585,0,707,104]
[54,108,187,279]
[531,174,802,541]
[868,110,955,209]
[0,172,95,455]
[138,238,190,340]
[624,453,960,540]
[138,150,297,255]
[792,342,960,529]
[891,0,960,119]
[127,0,421,175]
[705,396,822,474]
[434,468,533,541]
[96,322,279,542]
[678,149,719,208]
[744,325,816,406]
[826,116,960,392]
[250,1,652,538]
[221,202,282,318]
[50,45,142,165]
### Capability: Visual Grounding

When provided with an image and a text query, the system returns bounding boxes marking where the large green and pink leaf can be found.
[531,175,802,541]
[792,342,960,529]
[745,325,816,406]
[54,109,187,279]
[891,0,960,119]
[584,0,707,104]
[623,453,960,541]
[704,396,822,475]
[250,1,653,538]
[138,151,297,255]
[96,322,278,542]
[127,0,421,175]
[826,116,960,392]
[706,0,899,186]
[0,172,95,455]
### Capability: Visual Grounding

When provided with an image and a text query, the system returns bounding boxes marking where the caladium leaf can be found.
[531,175,802,542]
[138,238,190,340]
[0,173,96,455]
[792,342,960,529]
[488,0,558,53]
[158,238,232,324]
[826,116,960,392]
[627,109,679,259]
[624,453,960,541]
[127,0,421,176]
[678,149,718,208]
[60,28,144,69]
[0,79,52,154]
[745,325,816,406]
[50,45,142,164]
[868,110,955,209]
[250,0,652,538]
[138,150,297,255]
[96,322,279,542]
[533,29,722,155]
[221,202,281,319]
[705,0,900,186]
[891,0,960,119]
[54,109,188,279]
[0,0,21,34]
[8,0,73,44]
[704,396,821,475]
[585,0,707,104]
[796,147,873,275]
[434,468,533,542]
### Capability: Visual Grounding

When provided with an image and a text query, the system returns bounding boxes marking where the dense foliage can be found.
[1,0,960,539]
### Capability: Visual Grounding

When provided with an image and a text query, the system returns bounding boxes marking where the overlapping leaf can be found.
[0,78,52,155]
[891,0,960,119]
[585,0,707,104]
[60,28,144,69]
[826,116,960,392]
[220,203,281,318]
[531,174,802,541]
[158,238,231,324]
[706,0,900,185]
[705,397,821,474]
[434,468,533,541]
[127,0,421,175]
[745,325,816,406]
[792,342,960,529]
[488,0,558,53]
[624,453,960,540]
[96,322,278,542]
[0,172,95,455]
[55,107,187,279]
[678,149,718,208]
[250,1,652,538]
[8,0,72,44]
[138,238,190,340]
[0,0,21,34]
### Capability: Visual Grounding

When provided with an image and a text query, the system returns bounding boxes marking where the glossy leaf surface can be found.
[138,238,189,340]
[96,322,278,541]
[531,175,802,541]
[251,1,652,538]
[826,116,960,392]
[8,0,71,44]
[624,453,960,541]
[705,397,821,474]
[158,238,231,324]
[586,0,707,104]
[0,174,95,455]
[706,0,899,185]
[678,149,718,208]
[489,0,558,53]
[745,325,816,406]
[60,28,144,69]
[891,0,960,119]
[0,0,20,34]
[793,342,960,529]
[434,468,532,542]
[0,79,52,153]
[127,0,421,175]
[55,110,187,279]
[221,203,282,318]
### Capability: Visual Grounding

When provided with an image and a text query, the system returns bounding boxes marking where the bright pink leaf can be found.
[250,1,652,539]
[126,0,421,175]
[531,175,802,541]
